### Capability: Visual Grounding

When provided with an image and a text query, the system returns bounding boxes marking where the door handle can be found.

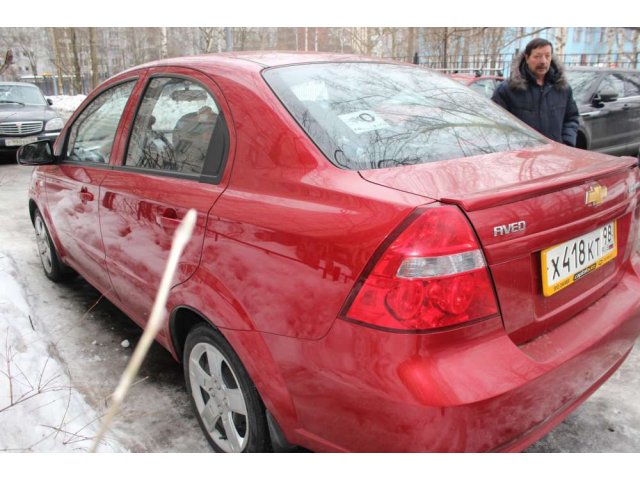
[157,208,181,231]
[622,104,630,110]
[79,188,94,203]
[581,111,608,118]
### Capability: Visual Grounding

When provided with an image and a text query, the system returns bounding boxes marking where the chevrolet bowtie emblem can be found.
[585,185,608,207]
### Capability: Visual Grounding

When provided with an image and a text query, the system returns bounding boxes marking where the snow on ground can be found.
[46,95,86,121]
[0,252,126,452]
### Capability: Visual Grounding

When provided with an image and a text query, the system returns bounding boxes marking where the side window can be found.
[67,81,135,163]
[623,73,640,98]
[125,77,220,175]
[598,74,625,98]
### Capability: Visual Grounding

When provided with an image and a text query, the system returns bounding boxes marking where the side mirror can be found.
[592,89,618,106]
[16,140,56,166]
[47,98,53,106]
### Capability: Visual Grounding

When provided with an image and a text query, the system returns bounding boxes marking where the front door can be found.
[622,72,640,155]
[44,80,137,292]
[589,73,629,154]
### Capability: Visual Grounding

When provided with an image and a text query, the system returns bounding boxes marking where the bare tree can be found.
[0,50,13,76]
[197,28,221,53]
[88,28,99,89]
[160,27,168,59]
[347,27,381,55]
[406,27,416,61]
[12,31,41,77]
[554,27,568,56]
[499,27,551,52]
[49,28,64,94]
[633,28,640,67]
[68,28,83,95]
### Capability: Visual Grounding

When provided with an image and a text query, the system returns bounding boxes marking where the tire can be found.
[33,209,75,282]
[183,324,270,452]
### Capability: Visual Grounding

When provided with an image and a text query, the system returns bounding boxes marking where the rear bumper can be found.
[263,259,640,452]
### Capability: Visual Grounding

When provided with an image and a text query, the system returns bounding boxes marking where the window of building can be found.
[573,28,582,42]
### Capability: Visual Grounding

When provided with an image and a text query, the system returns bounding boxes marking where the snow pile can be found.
[0,253,126,452]
[46,95,86,120]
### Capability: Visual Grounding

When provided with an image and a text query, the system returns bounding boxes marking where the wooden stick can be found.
[90,209,197,452]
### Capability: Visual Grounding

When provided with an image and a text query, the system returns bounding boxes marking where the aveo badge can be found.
[493,221,526,237]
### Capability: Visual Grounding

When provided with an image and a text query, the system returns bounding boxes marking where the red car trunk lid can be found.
[360,144,640,343]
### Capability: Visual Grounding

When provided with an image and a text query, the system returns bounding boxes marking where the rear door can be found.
[43,79,138,292]
[100,67,233,324]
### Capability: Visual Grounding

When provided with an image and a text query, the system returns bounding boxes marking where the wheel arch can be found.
[29,199,68,261]
[169,305,211,362]
[576,126,590,150]
[28,198,38,224]
[168,304,300,444]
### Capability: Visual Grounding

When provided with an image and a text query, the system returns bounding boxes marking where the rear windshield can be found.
[263,63,546,170]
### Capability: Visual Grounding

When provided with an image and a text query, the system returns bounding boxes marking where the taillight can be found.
[342,205,499,332]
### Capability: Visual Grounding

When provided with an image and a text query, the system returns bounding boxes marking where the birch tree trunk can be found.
[161,27,168,58]
[68,28,83,95]
[50,28,64,95]
[633,29,640,68]
[554,27,567,57]
[406,27,416,63]
[89,27,100,89]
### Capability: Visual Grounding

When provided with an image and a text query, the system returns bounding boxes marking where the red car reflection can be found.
[18,53,640,452]
[448,71,504,98]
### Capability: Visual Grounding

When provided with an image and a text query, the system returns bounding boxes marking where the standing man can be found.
[491,38,579,146]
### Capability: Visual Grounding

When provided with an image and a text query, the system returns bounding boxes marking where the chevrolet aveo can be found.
[17,53,640,452]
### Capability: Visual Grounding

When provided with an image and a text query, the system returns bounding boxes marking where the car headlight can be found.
[45,117,64,131]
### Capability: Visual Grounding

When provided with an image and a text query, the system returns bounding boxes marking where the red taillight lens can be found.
[343,206,499,331]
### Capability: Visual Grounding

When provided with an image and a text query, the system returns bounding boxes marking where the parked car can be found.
[17,53,640,453]
[0,82,64,159]
[448,71,504,98]
[565,67,640,156]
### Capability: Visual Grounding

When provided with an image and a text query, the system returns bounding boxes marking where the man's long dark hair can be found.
[524,38,554,56]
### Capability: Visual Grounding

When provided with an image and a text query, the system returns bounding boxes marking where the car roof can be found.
[120,51,402,76]
[0,81,40,88]
[448,73,504,84]
[565,66,639,73]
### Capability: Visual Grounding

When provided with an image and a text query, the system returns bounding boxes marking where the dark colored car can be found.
[0,82,64,159]
[17,53,640,452]
[565,67,640,156]
[449,72,504,98]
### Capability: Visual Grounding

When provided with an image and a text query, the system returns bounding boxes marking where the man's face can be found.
[525,45,553,79]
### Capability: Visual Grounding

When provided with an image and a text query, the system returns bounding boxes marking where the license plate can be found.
[4,136,38,147]
[541,221,617,297]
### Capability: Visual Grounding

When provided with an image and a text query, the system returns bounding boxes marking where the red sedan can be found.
[17,52,640,452]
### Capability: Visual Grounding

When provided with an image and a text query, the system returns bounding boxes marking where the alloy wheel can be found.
[34,214,53,275]
[188,342,250,452]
